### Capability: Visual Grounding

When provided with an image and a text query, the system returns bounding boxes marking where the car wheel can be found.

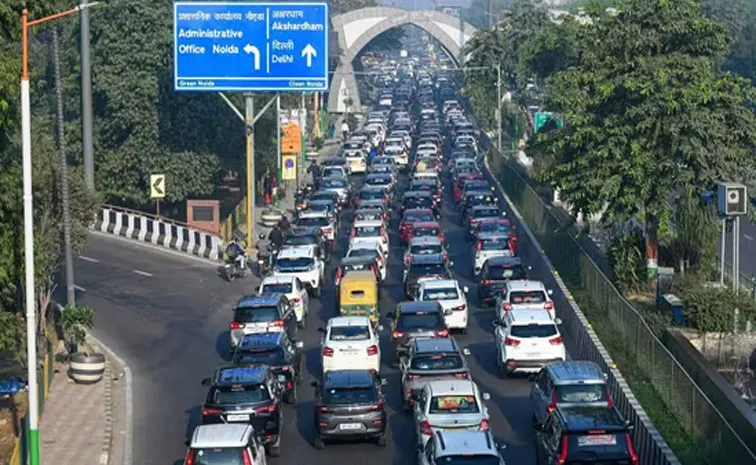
[313,437,325,450]
[376,434,387,447]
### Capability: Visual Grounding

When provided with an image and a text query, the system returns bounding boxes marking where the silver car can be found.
[399,338,471,408]
[320,176,351,205]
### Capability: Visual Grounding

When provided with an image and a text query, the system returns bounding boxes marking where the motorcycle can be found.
[224,258,246,282]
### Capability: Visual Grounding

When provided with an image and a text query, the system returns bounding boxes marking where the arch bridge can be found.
[327,7,478,113]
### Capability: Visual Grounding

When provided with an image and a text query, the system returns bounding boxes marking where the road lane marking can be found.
[79,255,99,263]
[132,270,153,277]
[74,285,86,292]
[744,234,754,241]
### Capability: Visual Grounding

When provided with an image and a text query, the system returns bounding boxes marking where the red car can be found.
[474,217,518,255]
[408,221,446,247]
[399,209,435,244]
[454,174,485,202]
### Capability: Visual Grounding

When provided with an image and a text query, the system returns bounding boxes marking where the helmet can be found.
[258,234,265,240]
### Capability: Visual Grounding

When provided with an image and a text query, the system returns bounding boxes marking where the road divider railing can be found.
[480,149,681,465]
[91,205,223,261]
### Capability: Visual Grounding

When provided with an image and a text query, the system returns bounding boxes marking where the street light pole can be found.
[80,5,94,190]
[496,66,502,153]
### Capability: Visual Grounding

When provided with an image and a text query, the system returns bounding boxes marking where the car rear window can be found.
[485,265,527,280]
[285,236,316,246]
[360,190,385,200]
[348,249,378,259]
[344,263,373,273]
[261,283,292,294]
[435,455,501,465]
[480,239,509,251]
[556,384,609,403]
[275,257,314,272]
[297,217,329,227]
[410,354,463,370]
[509,324,557,338]
[234,306,279,323]
[397,312,444,330]
[509,291,547,303]
[367,177,392,186]
[329,325,370,341]
[429,395,480,414]
[211,384,270,404]
[414,227,440,237]
[474,208,500,217]
[322,178,346,188]
[233,348,286,365]
[408,263,447,276]
[567,432,630,461]
[189,447,245,465]
[323,386,378,405]
[405,197,433,208]
[411,244,443,255]
[479,222,510,234]
[354,226,381,236]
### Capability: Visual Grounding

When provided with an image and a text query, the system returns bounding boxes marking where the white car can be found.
[296,210,336,243]
[320,316,382,374]
[273,246,325,297]
[258,276,309,328]
[473,234,514,276]
[344,150,367,174]
[322,166,348,179]
[414,379,491,447]
[415,279,470,332]
[384,145,409,167]
[349,219,389,258]
[495,280,555,320]
[346,243,387,280]
[493,309,565,376]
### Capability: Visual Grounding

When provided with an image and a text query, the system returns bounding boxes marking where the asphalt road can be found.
[75,164,569,465]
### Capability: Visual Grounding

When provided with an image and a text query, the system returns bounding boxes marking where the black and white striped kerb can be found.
[91,207,222,261]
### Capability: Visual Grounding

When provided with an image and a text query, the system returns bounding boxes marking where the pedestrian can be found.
[327,121,335,139]
[341,120,350,142]
[263,171,271,205]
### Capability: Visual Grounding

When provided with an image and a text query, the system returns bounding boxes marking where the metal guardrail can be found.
[485,144,756,465]
[717,261,756,300]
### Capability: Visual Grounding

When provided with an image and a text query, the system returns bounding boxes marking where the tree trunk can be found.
[646,214,659,281]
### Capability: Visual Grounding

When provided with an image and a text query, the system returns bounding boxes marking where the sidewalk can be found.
[39,338,126,465]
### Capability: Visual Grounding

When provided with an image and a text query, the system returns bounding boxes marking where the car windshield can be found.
[408,264,447,276]
[557,384,608,403]
[411,244,443,255]
[429,395,479,414]
[410,354,463,370]
[405,211,434,222]
[211,385,270,404]
[480,239,510,251]
[486,265,527,280]
[234,306,278,323]
[322,179,346,188]
[397,312,444,330]
[275,257,313,272]
[480,222,510,234]
[329,325,370,341]
[509,324,557,338]
[354,226,381,237]
[323,386,378,405]
[510,291,547,304]
[190,447,245,465]
[348,249,378,259]
[261,283,292,294]
[297,217,329,227]
[422,287,459,300]
[233,348,286,365]
[436,456,501,465]
[285,236,316,247]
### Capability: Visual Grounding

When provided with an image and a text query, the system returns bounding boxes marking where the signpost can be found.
[150,174,166,217]
[173,2,330,249]
[282,154,297,180]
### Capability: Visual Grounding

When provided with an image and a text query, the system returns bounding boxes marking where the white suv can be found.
[493,309,565,377]
[258,275,310,328]
[296,210,336,243]
[495,280,555,320]
[349,219,389,258]
[415,279,470,333]
[417,430,506,465]
[273,246,325,297]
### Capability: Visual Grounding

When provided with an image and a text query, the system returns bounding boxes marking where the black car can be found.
[388,301,448,360]
[408,179,442,206]
[284,226,331,261]
[462,191,497,219]
[232,333,304,404]
[535,406,639,465]
[311,369,388,449]
[467,205,504,235]
[403,254,452,298]
[401,191,439,218]
[201,365,284,456]
[478,256,529,306]
[399,337,471,408]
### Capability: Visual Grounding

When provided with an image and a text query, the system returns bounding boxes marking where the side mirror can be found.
[201,378,211,386]
[295,341,304,349]
[310,381,319,388]
[554,318,563,325]
[462,347,471,355]
[547,289,554,295]
[482,392,491,401]
[317,327,326,333]
[377,324,384,332]
[463,286,469,293]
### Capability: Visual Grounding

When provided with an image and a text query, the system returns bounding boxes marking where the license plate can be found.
[525,353,540,357]
[444,427,467,432]
[277,374,286,382]
[226,414,249,422]
[340,423,362,430]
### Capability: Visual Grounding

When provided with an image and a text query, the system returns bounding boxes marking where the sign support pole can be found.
[276,94,282,186]
[245,96,255,251]
[720,218,726,285]
[156,199,161,218]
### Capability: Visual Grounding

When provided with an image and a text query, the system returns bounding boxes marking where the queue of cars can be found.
[181,58,640,465]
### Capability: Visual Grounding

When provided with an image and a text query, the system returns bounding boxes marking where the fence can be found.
[717,260,756,300]
[487,148,756,465]
[5,340,54,465]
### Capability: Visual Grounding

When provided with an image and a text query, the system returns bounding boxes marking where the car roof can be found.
[472,205,500,211]
[236,294,283,308]
[420,279,459,290]
[409,236,442,246]
[328,316,371,327]
[508,309,555,325]
[404,190,432,197]
[323,369,376,389]
[348,242,380,252]
[546,361,606,385]
[397,300,442,313]
[487,256,523,266]
[239,332,284,349]
[261,275,296,285]
[506,280,546,291]
[414,221,440,228]
[435,431,498,457]
[277,247,316,259]
[190,424,254,449]
[556,406,626,432]
[354,219,384,227]
[427,379,475,396]
[404,208,434,216]
[214,366,268,386]
[414,337,457,353]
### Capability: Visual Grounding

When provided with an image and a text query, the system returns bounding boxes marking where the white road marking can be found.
[74,285,86,292]
[79,255,99,263]
[132,270,153,277]
[744,234,754,241]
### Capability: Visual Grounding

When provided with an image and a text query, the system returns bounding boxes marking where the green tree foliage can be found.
[463,0,512,30]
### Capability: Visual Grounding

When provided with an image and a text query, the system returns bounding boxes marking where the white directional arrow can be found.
[244,44,260,70]
[301,44,317,68]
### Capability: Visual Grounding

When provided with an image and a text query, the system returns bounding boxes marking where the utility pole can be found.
[300,92,306,167]
[276,94,282,186]
[496,66,502,153]
[245,96,255,250]
[80,6,94,190]
[52,28,76,307]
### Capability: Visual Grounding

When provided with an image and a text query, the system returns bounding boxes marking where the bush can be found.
[671,275,756,333]
[607,232,647,293]
[60,304,94,352]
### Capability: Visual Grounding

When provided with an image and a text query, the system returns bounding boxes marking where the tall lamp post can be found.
[21,5,99,465]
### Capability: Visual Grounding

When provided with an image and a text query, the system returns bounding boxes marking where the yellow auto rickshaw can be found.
[338,271,380,326]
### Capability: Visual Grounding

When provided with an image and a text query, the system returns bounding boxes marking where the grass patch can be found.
[572,289,706,465]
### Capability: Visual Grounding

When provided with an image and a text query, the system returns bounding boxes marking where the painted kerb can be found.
[483,141,756,464]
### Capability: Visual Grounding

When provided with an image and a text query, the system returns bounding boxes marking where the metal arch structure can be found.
[328,7,478,113]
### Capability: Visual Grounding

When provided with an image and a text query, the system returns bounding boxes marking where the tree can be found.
[527,0,756,278]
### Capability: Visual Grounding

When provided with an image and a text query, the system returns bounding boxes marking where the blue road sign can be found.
[173,2,329,92]
[285,158,294,168]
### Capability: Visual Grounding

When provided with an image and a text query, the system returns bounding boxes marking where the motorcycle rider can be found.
[255,233,272,274]
[306,160,321,190]
[224,239,247,273]
[268,224,284,253]
[277,214,290,232]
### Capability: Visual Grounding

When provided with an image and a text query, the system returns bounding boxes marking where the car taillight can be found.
[253,403,276,413]
[547,391,557,413]
[482,280,492,286]
[475,242,482,251]
[229,322,245,329]
[502,303,513,311]
[544,301,554,310]
[479,419,490,431]
[201,407,222,416]
[335,268,343,284]
[556,436,568,465]
[626,433,639,465]
[607,393,614,408]
[392,330,407,339]
[350,229,356,238]
[322,346,334,357]
[317,404,328,413]
[367,344,379,356]
[453,372,468,379]
[549,336,563,345]
[376,255,383,264]
[420,420,433,435]
[184,450,195,465]
[290,298,300,304]
[368,401,385,412]
[504,337,520,346]
[436,328,449,337]
[242,449,252,465]
[323,228,332,235]
[407,374,421,381]
[452,305,466,312]
[268,320,284,327]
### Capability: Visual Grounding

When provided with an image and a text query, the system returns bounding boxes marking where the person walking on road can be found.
[341,120,350,142]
